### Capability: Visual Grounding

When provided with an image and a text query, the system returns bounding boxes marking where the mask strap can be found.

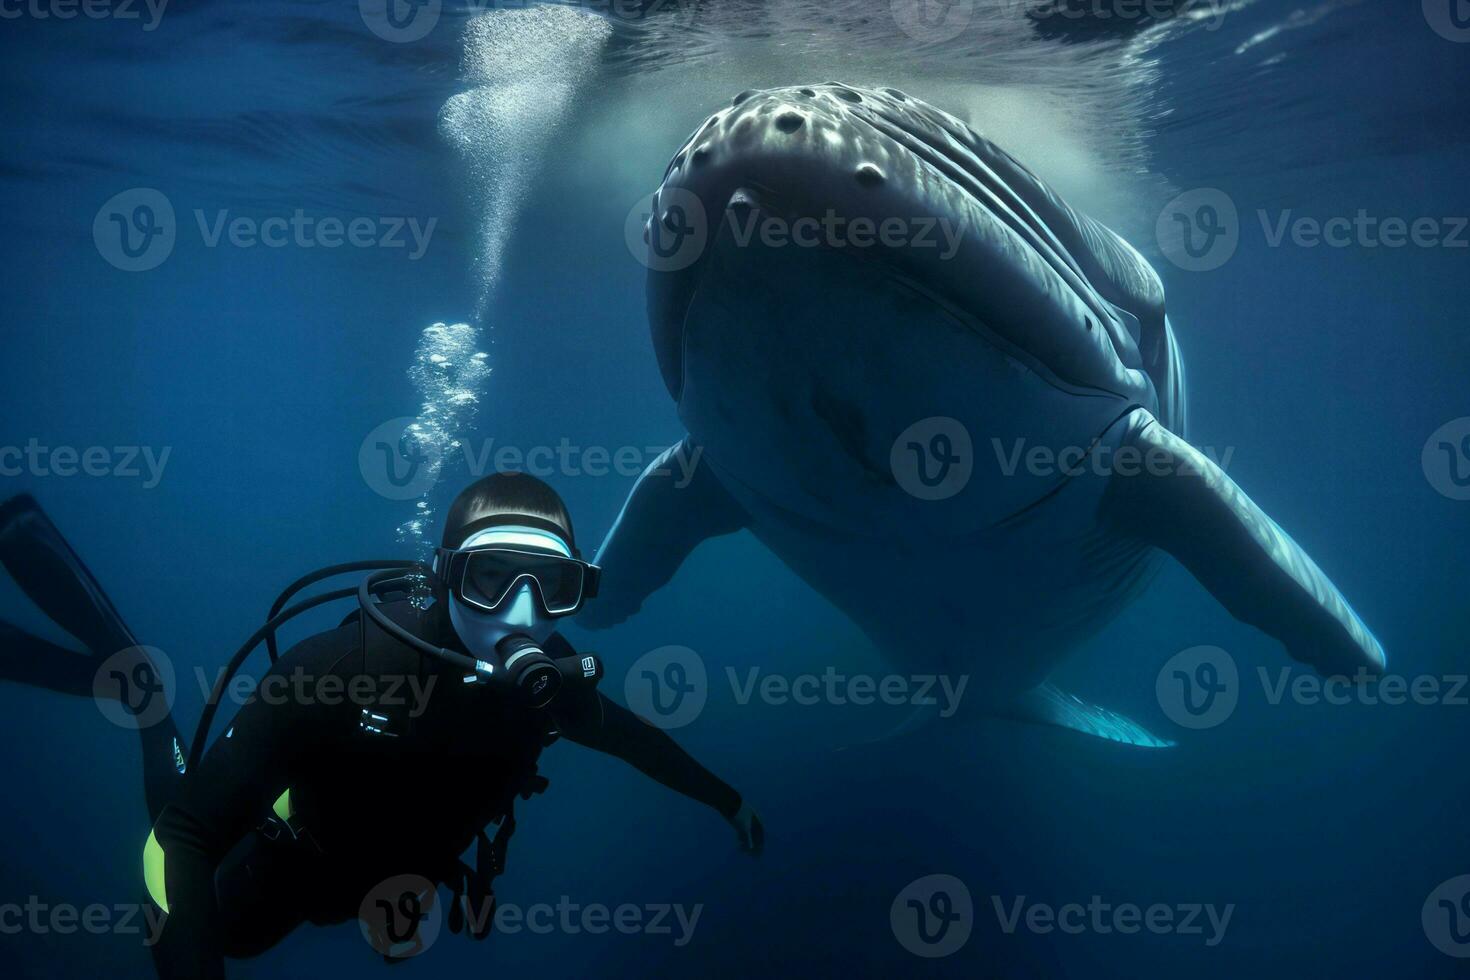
[459,525,571,558]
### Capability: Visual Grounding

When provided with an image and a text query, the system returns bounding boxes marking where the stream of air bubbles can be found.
[394,7,612,592]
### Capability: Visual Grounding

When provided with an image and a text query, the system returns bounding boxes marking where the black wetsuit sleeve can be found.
[150,627,355,980]
[553,690,742,819]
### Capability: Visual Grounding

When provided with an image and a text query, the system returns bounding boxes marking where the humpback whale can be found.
[586,83,1384,745]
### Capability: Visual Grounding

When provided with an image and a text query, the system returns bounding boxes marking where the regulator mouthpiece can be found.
[496,634,562,708]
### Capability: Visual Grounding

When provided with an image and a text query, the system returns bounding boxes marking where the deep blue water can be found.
[1,1,1468,977]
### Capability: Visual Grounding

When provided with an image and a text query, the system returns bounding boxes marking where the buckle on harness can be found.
[359,707,402,737]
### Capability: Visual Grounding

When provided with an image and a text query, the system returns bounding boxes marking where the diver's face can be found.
[449,580,557,659]
[443,524,572,660]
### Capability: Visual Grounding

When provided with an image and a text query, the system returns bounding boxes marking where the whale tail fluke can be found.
[1000,683,1175,748]
[845,682,1174,750]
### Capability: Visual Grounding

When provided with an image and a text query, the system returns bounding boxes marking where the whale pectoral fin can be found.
[579,438,747,629]
[1101,409,1386,677]
[1002,684,1175,748]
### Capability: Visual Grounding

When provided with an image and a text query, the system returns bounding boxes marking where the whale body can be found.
[586,84,1384,744]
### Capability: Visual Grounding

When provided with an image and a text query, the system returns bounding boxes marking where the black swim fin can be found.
[0,620,97,696]
[0,494,142,657]
[0,494,185,820]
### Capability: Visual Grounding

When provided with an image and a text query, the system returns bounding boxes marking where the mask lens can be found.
[529,557,584,614]
[460,550,522,610]
[459,549,585,615]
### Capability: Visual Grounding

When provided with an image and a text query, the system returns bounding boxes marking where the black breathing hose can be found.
[265,560,423,662]
[188,563,423,773]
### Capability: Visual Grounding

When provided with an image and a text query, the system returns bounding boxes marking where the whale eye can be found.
[733,90,758,106]
[882,88,908,102]
[797,88,816,97]
[855,164,885,187]
[833,88,862,103]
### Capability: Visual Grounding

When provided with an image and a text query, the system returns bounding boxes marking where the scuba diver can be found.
[0,474,762,978]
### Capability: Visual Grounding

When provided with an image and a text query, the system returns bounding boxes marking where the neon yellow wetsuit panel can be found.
[144,789,293,914]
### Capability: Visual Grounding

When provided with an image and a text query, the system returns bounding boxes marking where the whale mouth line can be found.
[992,402,1148,531]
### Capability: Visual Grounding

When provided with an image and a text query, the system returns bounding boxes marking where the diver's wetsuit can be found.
[0,494,742,977]
[149,601,740,979]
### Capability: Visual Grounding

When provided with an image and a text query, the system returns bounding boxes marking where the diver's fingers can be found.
[727,801,764,856]
[746,811,765,857]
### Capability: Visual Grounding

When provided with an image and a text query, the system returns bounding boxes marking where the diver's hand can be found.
[726,800,764,856]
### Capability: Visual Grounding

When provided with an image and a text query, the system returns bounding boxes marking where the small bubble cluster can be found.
[396,322,491,590]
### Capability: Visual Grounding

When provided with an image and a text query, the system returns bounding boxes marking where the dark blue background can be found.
[1,1,1467,977]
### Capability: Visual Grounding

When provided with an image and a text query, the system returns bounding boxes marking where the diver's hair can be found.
[440,472,576,551]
